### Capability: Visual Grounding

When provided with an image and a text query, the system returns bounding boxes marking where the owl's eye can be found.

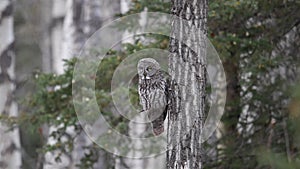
[146,66,153,71]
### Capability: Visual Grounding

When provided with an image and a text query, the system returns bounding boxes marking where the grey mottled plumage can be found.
[137,58,170,135]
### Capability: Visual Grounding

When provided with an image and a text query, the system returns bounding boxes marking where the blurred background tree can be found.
[0,0,298,168]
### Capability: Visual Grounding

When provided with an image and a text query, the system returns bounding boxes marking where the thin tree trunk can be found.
[83,0,122,168]
[61,0,85,69]
[40,0,53,73]
[50,0,67,74]
[0,0,22,168]
[167,0,208,168]
[43,1,71,168]
[37,1,64,167]
[43,0,122,168]
[83,0,101,37]
[44,0,87,166]
[44,0,86,168]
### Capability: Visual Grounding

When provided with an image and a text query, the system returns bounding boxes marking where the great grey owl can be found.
[137,58,170,136]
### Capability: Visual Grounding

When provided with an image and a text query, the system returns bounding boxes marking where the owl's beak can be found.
[142,72,150,80]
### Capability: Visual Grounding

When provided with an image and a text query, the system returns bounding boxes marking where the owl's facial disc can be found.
[137,58,160,79]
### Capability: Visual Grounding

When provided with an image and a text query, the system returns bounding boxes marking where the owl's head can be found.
[137,58,161,79]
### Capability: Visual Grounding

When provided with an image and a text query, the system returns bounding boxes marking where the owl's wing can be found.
[148,89,167,120]
[148,88,168,135]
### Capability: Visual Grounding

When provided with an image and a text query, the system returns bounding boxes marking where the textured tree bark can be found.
[167,0,208,169]
[61,0,85,71]
[40,0,53,73]
[0,0,22,168]
[43,1,76,168]
[39,1,66,168]
[44,1,88,168]
[49,0,66,74]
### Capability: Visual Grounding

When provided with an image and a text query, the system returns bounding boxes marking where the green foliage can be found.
[20,56,130,166]
[21,40,170,166]
[21,59,81,161]
[256,83,300,169]
[206,0,300,168]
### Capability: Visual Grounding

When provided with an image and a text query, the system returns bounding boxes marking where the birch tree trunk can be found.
[43,0,122,168]
[167,0,208,168]
[82,0,123,168]
[40,0,54,73]
[63,1,86,168]
[42,1,72,168]
[49,0,66,74]
[44,0,86,168]
[0,1,22,168]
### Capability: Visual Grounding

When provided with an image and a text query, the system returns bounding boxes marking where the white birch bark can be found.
[70,0,122,168]
[61,0,85,72]
[120,0,134,44]
[82,1,123,169]
[43,1,71,168]
[50,0,67,74]
[44,0,86,168]
[43,0,122,168]
[0,1,22,168]
[44,0,86,167]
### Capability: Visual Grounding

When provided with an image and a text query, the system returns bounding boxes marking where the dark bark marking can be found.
[49,17,64,30]
[0,43,14,72]
[0,73,10,84]
[0,161,8,168]
[73,0,85,46]
[0,1,13,24]
[0,44,15,115]
[1,89,13,115]
[2,142,17,155]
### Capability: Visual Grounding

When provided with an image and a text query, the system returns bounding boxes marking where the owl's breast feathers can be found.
[138,70,171,135]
